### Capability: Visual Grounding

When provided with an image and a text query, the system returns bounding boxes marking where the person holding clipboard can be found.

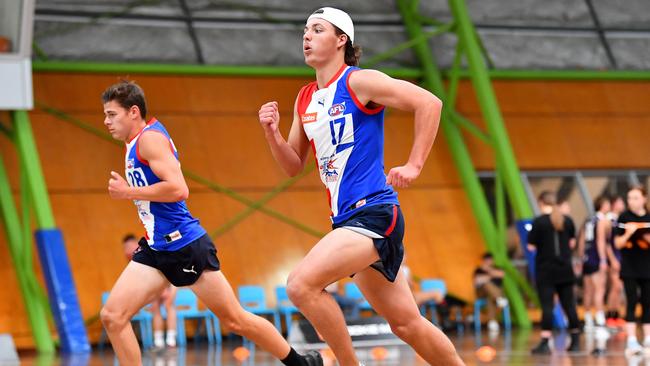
[614,186,650,356]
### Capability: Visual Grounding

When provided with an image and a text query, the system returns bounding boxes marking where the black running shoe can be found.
[303,350,323,366]
[591,347,606,356]
[566,333,580,352]
[531,339,551,355]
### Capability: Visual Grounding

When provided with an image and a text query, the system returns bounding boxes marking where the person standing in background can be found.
[613,186,650,356]
[606,196,626,328]
[528,191,580,354]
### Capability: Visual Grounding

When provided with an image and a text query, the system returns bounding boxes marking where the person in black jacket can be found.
[527,191,580,354]
[613,186,650,356]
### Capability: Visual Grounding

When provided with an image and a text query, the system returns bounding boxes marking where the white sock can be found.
[595,311,606,326]
[628,335,639,345]
[154,330,164,348]
[166,329,177,347]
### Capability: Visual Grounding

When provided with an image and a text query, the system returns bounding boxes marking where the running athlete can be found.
[101,81,321,366]
[579,196,610,331]
[258,7,463,366]
[613,186,650,356]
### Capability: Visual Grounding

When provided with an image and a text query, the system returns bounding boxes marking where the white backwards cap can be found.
[307,7,354,44]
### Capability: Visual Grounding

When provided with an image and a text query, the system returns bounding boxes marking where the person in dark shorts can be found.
[528,191,580,354]
[123,234,178,349]
[613,186,650,356]
[101,81,321,366]
[579,196,610,331]
[605,195,625,328]
[258,7,463,366]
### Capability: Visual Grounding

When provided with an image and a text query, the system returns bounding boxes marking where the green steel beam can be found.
[397,0,500,253]
[32,42,49,62]
[363,22,455,68]
[19,165,52,314]
[31,61,650,81]
[210,163,317,238]
[31,61,422,79]
[452,69,650,80]
[0,156,55,353]
[446,40,464,110]
[398,0,532,328]
[12,111,56,229]
[495,165,506,258]
[448,0,533,221]
[450,111,491,144]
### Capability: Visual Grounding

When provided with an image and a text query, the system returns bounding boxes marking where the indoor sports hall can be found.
[1,1,650,365]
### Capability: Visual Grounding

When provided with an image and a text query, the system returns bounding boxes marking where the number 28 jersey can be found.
[298,65,398,225]
[124,119,206,251]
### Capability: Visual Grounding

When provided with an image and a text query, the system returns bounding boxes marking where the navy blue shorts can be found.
[333,203,405,282]
[583,250,601,275]
[132,234,220,287]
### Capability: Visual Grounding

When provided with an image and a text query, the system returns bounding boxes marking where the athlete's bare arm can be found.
[108,131,189,202]
[259,98,311,176]
[596,219,609,270]
[348,69,442,188]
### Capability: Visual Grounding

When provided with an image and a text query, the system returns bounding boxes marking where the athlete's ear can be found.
[129,105,140,120]
[337,34,348,49]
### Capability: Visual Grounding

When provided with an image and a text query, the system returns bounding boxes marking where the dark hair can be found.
[333,26,361,66]
[629,185,648,197]
[610,195,624,204]
[482,252,493,260]
[594,195,610,211]
[122,234,137,244]
[538,190,564,231]
[101,80,147,119]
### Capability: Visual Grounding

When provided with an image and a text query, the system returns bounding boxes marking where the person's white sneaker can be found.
[487,320,500,332]
[166,330,177,348]
[643,338,650,357]
[496,297,509,308]
[595,311,606,327]
[625,338,643,356]
[594,326,610,341]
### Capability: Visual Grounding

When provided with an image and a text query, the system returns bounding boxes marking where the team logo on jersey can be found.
[328,102,346,117]
[301,113,317,123]
[127,159,135,169]
[319,153,339,182]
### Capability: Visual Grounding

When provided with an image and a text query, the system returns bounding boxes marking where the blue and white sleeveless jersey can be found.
[583,213,604,263]
[124,118,206,251]
[297,65,399,225]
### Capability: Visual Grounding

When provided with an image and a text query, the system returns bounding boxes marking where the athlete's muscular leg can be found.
[191,270,292,359]
[354,266,465,366]
[287,228,381,366]
[101,261,169,365]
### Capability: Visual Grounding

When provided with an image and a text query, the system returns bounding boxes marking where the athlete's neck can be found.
[125,119,147,143]
[315,61,346,89]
